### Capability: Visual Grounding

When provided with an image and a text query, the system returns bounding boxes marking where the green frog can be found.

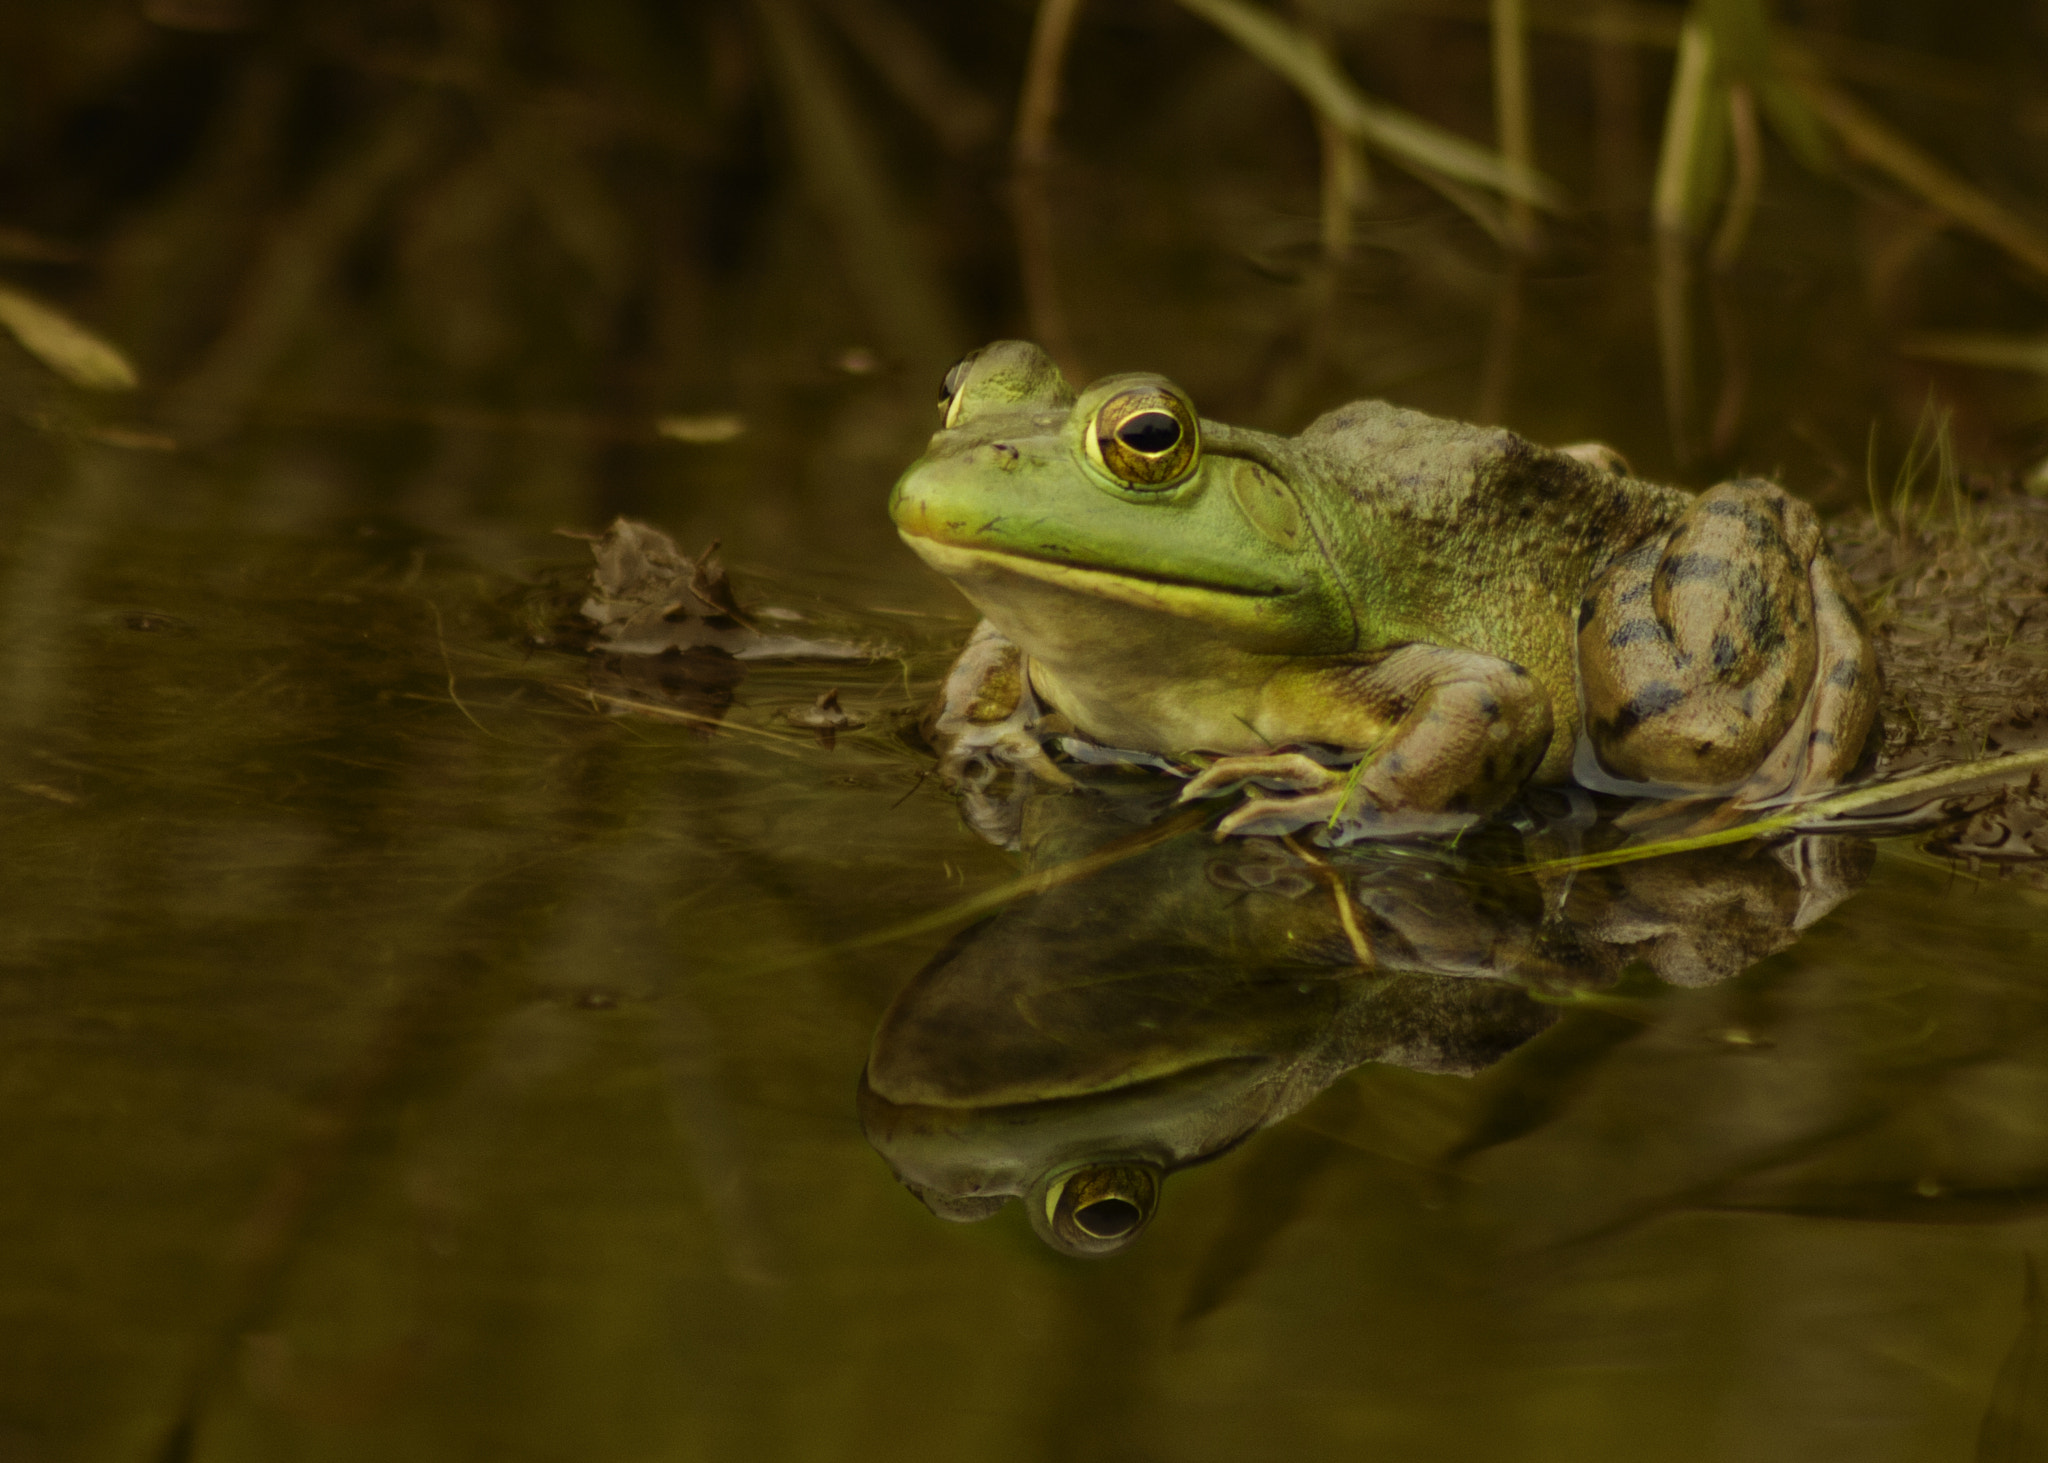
[891,341,1877,841]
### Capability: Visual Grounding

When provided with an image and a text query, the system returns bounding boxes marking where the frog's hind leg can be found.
[1180,642,1555,842]
[1725,544,1879,805]
[1578,479,1876,802]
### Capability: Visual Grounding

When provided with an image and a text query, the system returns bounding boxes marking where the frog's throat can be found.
[900,534,1293,622]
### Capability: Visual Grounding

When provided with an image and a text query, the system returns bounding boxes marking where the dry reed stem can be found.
[1489,0,1539,252]
[1789,68,2048,282]
[1709,81,1763,271]
[744,803,1216,974]
[816,0,997,155]
[754,0,961,371]
[1281,833,1376,968]
[1013,0,1086,379]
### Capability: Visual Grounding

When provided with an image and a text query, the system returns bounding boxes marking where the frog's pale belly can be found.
[1024,652,1290,756]
[909,533,1359,755]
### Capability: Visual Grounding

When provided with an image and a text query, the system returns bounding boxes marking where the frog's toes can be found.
[937,729,1077,791]
[1215,789,1345,839]
[1179,752,1341,803]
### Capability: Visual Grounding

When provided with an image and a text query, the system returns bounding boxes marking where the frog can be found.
[889,340,1879,843]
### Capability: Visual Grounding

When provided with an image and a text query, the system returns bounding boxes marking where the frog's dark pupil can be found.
[1115,411,1181,455]
[1074,1198,1142,1237]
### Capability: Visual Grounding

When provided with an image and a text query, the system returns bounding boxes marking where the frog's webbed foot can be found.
[1177,753,1463,841]
[922,621,1076,850]
[1204,783,1488,842]
[1178,644,1553,844]
[1178,753,1349,840]
[1221,789,1346,839]
[1180,752,1342,801]
[923,620,1076,793]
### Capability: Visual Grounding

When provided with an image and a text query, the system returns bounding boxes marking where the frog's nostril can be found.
[1074,1198,1142,1237]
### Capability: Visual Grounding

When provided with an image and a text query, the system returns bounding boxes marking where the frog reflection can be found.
[859,781,1872,1256]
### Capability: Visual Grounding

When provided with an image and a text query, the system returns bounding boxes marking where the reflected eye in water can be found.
[1031,1161,1162,1257]
[1088,387,1199,488]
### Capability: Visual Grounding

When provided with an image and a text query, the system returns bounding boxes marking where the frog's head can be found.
[859,1046,1297,1259]
[889,342,1351,656]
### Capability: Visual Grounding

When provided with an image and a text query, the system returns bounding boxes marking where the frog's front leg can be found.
[922,619,1076,790]
[1179,643,1555,842]
[1578,478,1878,803]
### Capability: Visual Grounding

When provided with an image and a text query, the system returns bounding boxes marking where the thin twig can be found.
[1281,833,1375,967]
[564,684,813,749]
[426,600,514,743]
[1489,0,1538,252]
[1709,81,1763,271]
[1789,66,2048,282]
[1012,0,1085,376]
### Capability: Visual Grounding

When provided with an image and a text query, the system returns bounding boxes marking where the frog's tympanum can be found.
[890,342,1879,842]
[859,783,1871,1256]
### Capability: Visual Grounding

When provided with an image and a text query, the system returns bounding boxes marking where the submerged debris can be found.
[585,647,747,735]
[571,518,872,661]
[782,688,868,749]
[523,518,887,734]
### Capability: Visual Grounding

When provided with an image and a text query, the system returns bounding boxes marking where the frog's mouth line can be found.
[901,534,1295,605]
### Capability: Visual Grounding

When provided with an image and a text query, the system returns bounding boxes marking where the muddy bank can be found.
[1834,487,2048,872]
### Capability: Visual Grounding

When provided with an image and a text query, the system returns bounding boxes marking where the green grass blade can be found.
[1513,746,2048,875]
[1653,14,1728,239]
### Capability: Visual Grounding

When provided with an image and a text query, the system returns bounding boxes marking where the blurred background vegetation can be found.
[0,0,2044,552]
[4,7,2048,1458]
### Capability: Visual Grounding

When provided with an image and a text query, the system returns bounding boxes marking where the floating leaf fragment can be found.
[655,412,747,443]
[0,283,139,391]
[784,688,869,748]
[784,688,866,732]
[686,540,754,629]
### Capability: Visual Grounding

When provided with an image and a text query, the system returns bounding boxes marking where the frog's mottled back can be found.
[1282,399,1692,766]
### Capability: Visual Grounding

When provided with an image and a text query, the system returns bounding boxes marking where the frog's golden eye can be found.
[1037,1162,1160,1256]
[1088,388,1199,488]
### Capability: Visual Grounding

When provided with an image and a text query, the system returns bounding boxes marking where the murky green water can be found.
[2,415,2044,1463]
